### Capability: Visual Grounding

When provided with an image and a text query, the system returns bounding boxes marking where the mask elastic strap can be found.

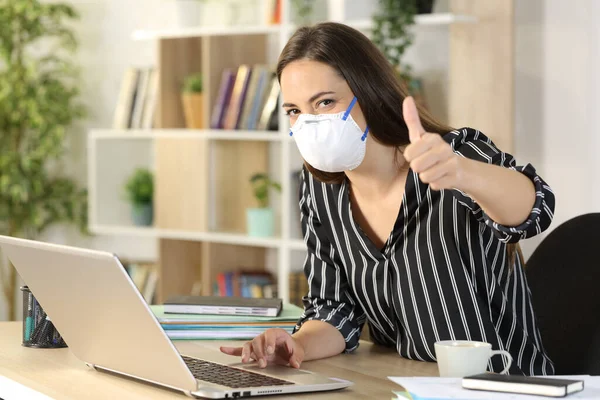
[342,97,358,121]
[361,126,369,142]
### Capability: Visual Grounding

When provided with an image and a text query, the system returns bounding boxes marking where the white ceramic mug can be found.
[434,340,513,377]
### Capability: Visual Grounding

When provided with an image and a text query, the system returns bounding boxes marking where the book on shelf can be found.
[247,69,274,130]
[210,65,279,132]
[288,271,308,308]
[141,68,159,129]
[271,0,281,25]
[123,261,158,304]
[223,65,252,130]
[214,271,275,299]
[130,67,151,129]
[257,75,280,131]
[210,68,236,129]
[113,67,139,129]
[164,295,283,317]
[238,64,267,130]
[113,66,159,130]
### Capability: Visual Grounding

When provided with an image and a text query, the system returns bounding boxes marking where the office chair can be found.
[525,213,600,375]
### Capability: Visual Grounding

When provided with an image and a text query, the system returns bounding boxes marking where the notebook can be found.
[152,303,301,324]
[463,373,584,397]
[164,296,283,317]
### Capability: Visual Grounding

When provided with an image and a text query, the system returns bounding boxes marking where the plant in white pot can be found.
[247,173,281,237]
[125,168,154,227]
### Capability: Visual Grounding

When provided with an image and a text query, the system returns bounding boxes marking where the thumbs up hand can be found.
[403,97,463,191]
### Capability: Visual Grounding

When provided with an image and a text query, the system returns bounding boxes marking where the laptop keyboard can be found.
[182,356,295,389]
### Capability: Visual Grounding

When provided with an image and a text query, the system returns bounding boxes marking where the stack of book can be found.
[151,300,303,340]
[213,271,276,298]
[113,66,159,130]
[210,65,279,132]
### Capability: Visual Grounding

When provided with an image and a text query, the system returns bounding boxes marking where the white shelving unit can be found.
[90,223,306,250]
[89,1,477,303]
[91,129,283,142]
[131,13,477,41]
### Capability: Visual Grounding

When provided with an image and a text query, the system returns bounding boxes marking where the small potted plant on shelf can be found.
[292,0,317,24]
[182,73,204,129]
[125,168,154,227]
[247,173,281,237]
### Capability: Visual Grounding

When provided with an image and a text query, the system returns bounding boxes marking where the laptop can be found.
[0,235,352,398]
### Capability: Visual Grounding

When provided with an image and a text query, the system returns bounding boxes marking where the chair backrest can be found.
[526,213,600,375]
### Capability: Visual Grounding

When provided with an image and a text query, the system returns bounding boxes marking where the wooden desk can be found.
[0,322,437,399]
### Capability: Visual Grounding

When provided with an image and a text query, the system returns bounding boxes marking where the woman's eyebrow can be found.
[281,91,336,108]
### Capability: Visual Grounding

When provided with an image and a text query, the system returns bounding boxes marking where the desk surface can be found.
[0,322,437,399]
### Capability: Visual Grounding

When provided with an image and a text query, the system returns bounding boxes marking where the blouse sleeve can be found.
[292,168,367,352]
[447,127,555,244]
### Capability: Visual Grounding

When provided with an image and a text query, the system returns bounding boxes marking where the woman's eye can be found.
[285,109,300,116]
[317,99,334,108]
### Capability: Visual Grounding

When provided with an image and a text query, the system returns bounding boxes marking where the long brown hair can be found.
[276,22,452,184]
[277,22,521,269]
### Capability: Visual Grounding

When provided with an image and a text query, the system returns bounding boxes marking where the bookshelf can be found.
[88,0,514,304]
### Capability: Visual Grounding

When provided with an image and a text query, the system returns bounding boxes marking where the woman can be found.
[221,22,555,376]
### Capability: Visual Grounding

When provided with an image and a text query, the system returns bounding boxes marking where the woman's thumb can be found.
[287,337,303,368]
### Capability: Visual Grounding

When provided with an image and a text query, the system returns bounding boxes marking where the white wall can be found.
[515,0,600,258]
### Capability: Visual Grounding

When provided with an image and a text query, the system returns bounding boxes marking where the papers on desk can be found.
[389,376,600,400]
[0,375,54,400]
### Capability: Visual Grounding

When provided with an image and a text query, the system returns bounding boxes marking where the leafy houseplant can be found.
[125,168,154,226]
[371,0,417,83]
[292,0,316,24]
[0,1,87,320]
[371,0,429,105]
[247,173,281,237]
[182,73,204,129]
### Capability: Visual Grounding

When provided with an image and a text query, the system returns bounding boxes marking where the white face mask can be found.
[290,97,369,173]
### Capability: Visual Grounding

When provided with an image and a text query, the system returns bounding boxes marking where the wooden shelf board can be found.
[133,13,476,41]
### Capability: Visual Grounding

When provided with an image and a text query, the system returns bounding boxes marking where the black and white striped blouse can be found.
[294,127,555,376]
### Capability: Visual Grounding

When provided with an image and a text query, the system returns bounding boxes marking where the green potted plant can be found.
[371,0,427,105]
[0,1,87,320]
[125,168,154,226]
[182,73,204,129]
[247,173,281,237]
[372,0,416,83]
[292,0,317,24]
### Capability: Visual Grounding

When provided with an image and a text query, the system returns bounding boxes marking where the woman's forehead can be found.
[280,60,348,102]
